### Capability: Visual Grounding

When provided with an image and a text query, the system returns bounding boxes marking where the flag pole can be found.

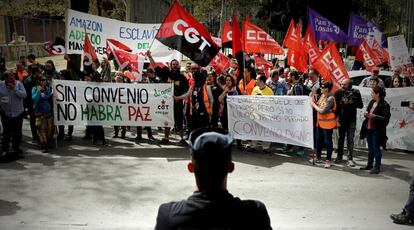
[243,52,247,95]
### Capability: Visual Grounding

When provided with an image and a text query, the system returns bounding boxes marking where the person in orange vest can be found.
[310,81,336,168]
[238,66,256,95]
[15,62,29,82]
[185,64,211,132]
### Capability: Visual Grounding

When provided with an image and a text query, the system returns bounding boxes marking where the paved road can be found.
[0,122,413,229]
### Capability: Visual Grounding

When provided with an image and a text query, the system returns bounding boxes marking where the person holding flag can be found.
[146,50,189,146]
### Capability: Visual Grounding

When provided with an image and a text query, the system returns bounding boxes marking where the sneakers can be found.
[347,160,356,167]
[390,210,414,225]
[308,158,323,164]
[324,160,332,168]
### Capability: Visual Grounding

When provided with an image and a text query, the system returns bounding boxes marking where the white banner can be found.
[65,9,181,62]
[227,96,314,148]
[52,80,174,127]
[353,86,414,151]
[387,35,411,70]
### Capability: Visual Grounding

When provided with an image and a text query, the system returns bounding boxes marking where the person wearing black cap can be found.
[155,127,272,230]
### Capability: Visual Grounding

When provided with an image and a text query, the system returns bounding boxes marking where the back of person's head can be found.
[189,127,234,192]
[27,54,35,61]
[321,81,334,92]
[257,73,266,83]
[290,71,299,81]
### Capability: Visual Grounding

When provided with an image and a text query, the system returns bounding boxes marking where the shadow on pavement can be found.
[0,200,21,216]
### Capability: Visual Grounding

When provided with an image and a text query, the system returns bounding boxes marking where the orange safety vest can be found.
[317,95,337,129]
[189,85,212,117]
[238,79,256,95]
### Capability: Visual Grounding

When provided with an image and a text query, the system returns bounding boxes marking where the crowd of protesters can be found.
[0,51,413,174]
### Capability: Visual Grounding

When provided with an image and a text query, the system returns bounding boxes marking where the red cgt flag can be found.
[242,19,284,54]
[209,52,231,75]
[358,38,382,72]
[221,20,232,48]
[283,19,301,51]
[313,42,349,92]
[155,0,220,67]
[303,26,320,66]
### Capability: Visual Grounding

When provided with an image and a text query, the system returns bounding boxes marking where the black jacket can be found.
[155,190,272,230]
[334,88,363,123]
[359,99,391,150]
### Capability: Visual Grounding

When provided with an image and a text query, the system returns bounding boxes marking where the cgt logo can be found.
[173,19,212,51]
[158,99,170,110]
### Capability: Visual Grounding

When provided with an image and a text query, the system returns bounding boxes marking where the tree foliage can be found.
[0,0,69,18]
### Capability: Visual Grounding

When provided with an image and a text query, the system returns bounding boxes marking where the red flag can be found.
[358,38,382,72]
[83,29,98,73]
[242,20,284,54]
[106,38,132,60]
[313,42,349,91]
[371,38,389,64]
[283,19,301,51]
[254,55,273,77]
[108,42,144,81]
[209,52,231,75]
[303,26,320,65]
[221,21,232,48]
[287,24,307,72]
[155,0,220,66]
[231,14,243,56]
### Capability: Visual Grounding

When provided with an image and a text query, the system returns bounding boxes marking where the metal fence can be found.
[1,15,65,43]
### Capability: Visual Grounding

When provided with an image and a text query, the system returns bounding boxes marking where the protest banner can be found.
[227,96,314,148]
[65,9,181,62]
[387,35,411,70]
[52,80,174,127]
[351,86,414,151]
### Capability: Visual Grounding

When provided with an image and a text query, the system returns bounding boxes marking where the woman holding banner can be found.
[359,86,390,174]
[310,82,336,168]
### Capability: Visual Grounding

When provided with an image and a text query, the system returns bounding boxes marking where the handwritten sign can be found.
[352,86,414,151]
[227,96,314,148]
[52,80,174,127]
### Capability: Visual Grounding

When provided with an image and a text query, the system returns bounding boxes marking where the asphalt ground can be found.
[0,121,413,229]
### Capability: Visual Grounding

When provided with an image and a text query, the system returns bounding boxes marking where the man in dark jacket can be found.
[334,79,363,167]
[155,127,272,230]
[146,51,189,145]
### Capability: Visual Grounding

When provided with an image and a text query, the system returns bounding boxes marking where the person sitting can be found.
[155,127,272,229]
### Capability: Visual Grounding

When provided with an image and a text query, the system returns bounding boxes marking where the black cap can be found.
[189,127,233,160]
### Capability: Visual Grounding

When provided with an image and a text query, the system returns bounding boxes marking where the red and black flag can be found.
[221,21,232,49]
[155,0,220,67]
[231,14,244,79]
[43,37,65,55]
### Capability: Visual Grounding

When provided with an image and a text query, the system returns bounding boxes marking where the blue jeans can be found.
[366,130,382,169]
[316,127,333,161]
[404,173,414,218]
